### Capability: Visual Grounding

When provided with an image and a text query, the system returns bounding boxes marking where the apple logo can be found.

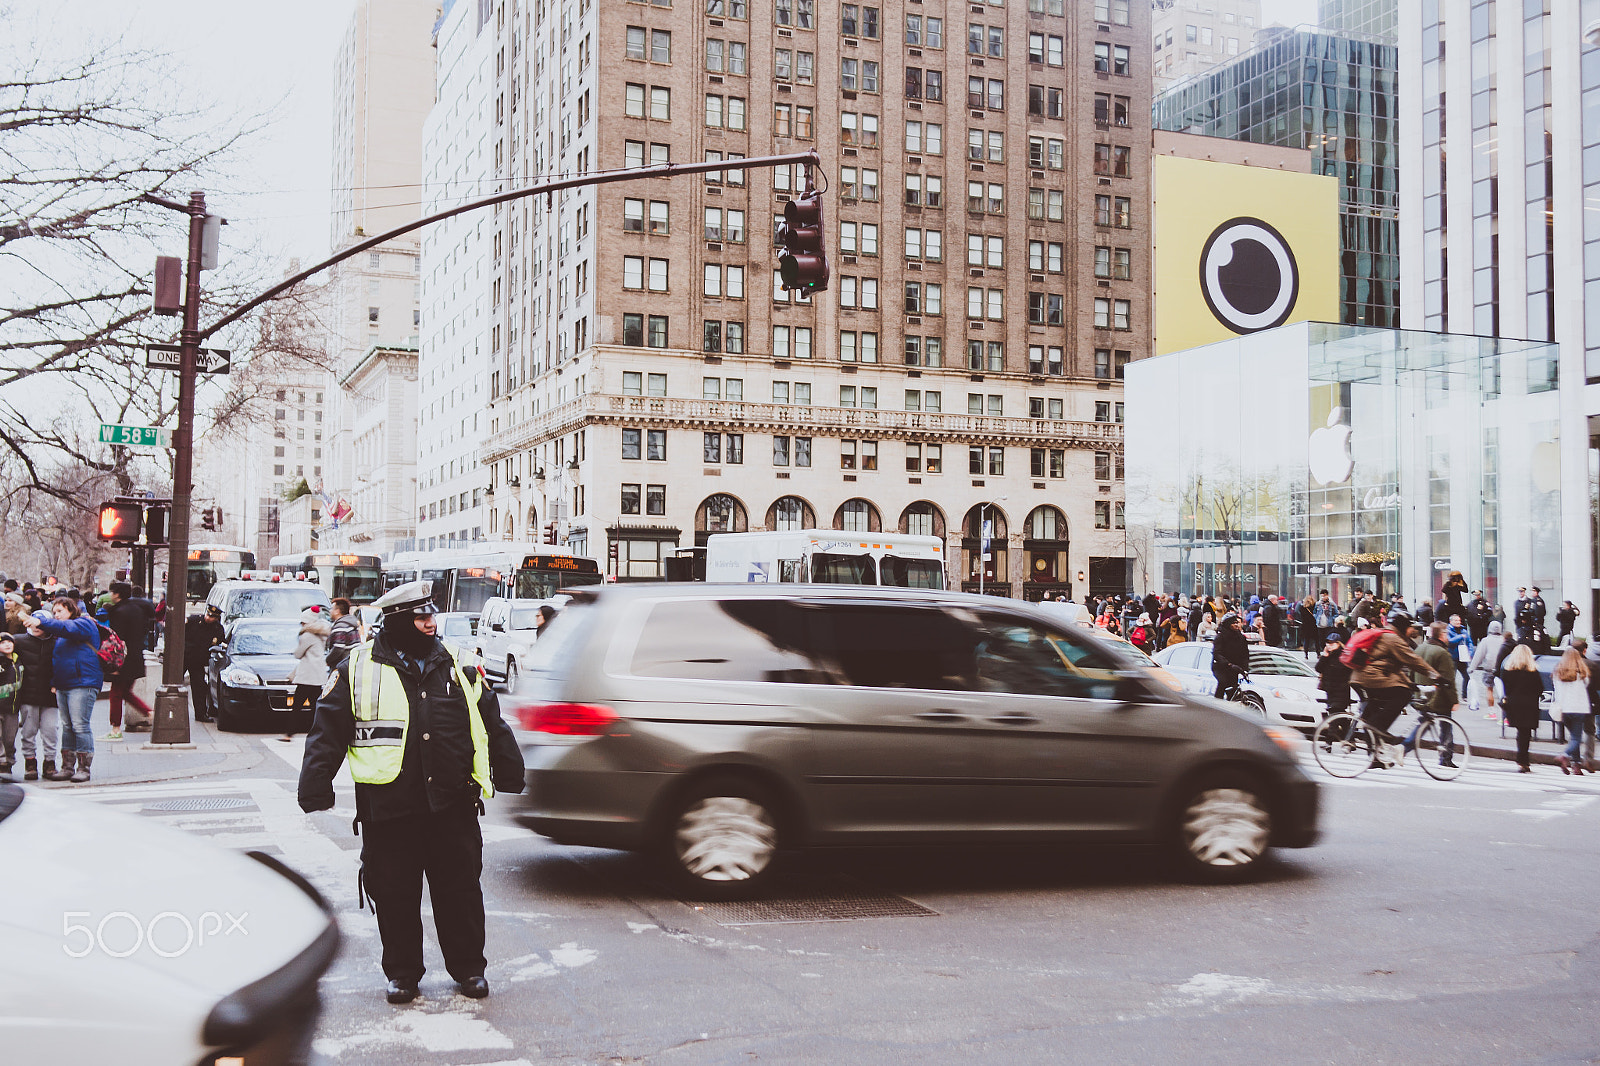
[1308,406,1353,486]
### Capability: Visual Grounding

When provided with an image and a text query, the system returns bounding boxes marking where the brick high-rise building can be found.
[426,0,1152,598]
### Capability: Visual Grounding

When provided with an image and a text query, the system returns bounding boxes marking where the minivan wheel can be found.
[1170,773,1272,884]
[502,661,518,694]
[657,776,782,900]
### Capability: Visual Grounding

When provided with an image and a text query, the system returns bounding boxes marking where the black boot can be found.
[70,752,90,783]
[385,978,419,1005]
[24,758,37,781]
[42,758,68,781]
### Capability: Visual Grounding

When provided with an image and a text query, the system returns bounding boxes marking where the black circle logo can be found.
[1198,217,1300,335]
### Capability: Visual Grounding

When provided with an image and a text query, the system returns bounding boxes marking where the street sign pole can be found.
[150,191,206,747]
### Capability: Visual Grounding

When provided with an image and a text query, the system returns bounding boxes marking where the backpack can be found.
[1339,627,1383,670]
[96,624,128,671]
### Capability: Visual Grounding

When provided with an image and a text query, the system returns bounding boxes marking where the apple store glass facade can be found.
[1126,322,1562,607]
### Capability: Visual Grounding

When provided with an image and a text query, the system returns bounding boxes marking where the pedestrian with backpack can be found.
[27,597,103,783]
[103,581,151,740]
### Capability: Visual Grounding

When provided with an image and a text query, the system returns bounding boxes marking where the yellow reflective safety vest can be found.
[345,642,494,799]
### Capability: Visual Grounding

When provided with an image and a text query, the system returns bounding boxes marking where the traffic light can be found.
[543,522,557,545]
[199,507,215,532]
[777,191,830,294]
[96,501,142,545]
[144,504,169,546]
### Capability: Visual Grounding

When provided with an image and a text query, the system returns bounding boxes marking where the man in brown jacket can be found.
[1353,611,1443,768]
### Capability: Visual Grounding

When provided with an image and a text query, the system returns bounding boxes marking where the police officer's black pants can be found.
[187,665,211,720]
[360,804,486,983]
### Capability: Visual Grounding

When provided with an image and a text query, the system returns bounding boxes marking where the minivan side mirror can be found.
[1114,672,1152,705]
[491,622,505,633]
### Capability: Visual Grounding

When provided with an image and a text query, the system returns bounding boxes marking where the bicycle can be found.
[1313,696,1472,781]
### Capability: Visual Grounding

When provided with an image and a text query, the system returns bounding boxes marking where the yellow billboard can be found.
[1153,155,1339,355]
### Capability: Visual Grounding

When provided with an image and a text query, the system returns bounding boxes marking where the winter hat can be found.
[300,606,325,624]
[1137,613,1151,626]
[1487,620,1503,635]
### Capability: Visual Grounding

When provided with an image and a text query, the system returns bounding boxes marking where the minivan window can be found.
[809,604,979,690]
[970,615,1122,699]
[629,599,821,683]
[510,607,542,630]
[522,603,594,680]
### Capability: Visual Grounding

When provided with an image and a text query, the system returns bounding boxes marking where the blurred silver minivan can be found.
[509,585,1319,898]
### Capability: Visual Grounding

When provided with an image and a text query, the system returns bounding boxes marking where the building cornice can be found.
[482,393,1123,462]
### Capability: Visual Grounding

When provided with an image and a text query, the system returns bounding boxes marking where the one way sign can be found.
[145,343,232,375]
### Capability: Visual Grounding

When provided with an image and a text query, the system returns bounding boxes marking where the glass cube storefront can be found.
[1126,322,1563,606]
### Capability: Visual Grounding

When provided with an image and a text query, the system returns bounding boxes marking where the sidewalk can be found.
[1457,713,1587,768]
[10,649,268,786]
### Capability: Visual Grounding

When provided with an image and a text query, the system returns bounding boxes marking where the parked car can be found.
[206,619,309,733]
[206,580,331,629]
[477,597,543,690]
[0,782,338,1064]
[1151,642,1326,733]
[507,585,1319,898]
[435,611,480,646]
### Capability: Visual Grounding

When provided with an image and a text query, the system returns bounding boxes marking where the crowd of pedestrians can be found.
[0,577,162,784]
[1072,573,1596,776]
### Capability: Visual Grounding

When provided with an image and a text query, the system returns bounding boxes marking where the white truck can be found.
[704,530,947,589]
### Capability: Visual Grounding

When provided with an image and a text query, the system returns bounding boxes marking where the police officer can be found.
[185,604,226,722]
[298,581,524,1004]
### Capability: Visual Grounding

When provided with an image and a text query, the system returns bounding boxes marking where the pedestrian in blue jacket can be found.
[28,598,102,783]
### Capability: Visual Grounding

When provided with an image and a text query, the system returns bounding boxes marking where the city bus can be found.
[513,552,605,599]
[186,545,258,607]
[704,531,947,589]
[383,546,521,614]
[269,552,385,605]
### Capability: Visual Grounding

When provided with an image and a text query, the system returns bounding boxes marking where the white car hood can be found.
[0,788,332,1026]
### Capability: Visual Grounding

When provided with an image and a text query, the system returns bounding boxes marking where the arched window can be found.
[505,514,515,540]
[695,493,748,546]
[833,498,882,533]
[1027,505,1066,541]
[767,496,816,531]
[1023,505,1070,599]
[960,503,1010,594]
[526,505,538,532]
[899,501,947,538]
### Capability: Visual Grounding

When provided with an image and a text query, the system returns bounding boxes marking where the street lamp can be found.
[977,496,1007,597]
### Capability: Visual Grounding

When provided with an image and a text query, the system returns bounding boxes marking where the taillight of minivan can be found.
[517,702,618,736]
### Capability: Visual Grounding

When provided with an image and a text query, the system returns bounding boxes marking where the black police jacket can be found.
[184,614,226,669]
[297,629,524,822]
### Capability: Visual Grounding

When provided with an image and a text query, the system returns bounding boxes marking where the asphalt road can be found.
[75,738,1600,1065]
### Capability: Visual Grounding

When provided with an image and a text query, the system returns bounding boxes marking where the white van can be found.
[704,530,946,589]
[476,597,546,689]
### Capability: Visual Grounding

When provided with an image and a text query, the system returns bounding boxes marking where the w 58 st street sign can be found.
[98,424,170,449]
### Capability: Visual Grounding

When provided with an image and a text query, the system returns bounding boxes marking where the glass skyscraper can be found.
[1319,0,1398,40]
[1153,28,1399,328]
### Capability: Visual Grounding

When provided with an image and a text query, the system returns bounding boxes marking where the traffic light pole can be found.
[146,191,207,746]
[130,152,822,746]
[199,150,822,341]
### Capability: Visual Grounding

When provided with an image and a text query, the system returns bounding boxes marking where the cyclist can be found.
[1352,610,1443,768]
[1211,611,1252,701]
[1405,621,1461,768]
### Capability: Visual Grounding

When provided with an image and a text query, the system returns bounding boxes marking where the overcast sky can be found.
[55,0,1321,272]
[55,0,357,266]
